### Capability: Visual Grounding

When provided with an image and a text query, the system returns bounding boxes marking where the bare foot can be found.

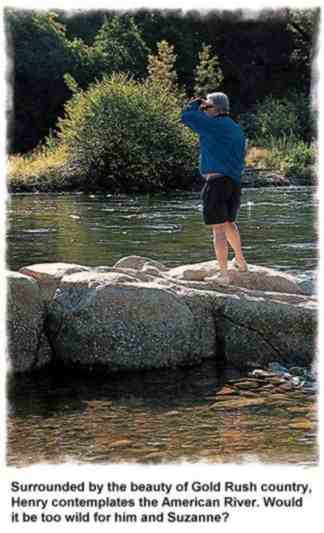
[232,257,249,272]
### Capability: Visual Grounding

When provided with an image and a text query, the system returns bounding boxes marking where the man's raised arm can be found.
[181,98,216,134]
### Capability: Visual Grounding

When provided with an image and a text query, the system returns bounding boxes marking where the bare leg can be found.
[212,224,229,277]
[224,221,247,271]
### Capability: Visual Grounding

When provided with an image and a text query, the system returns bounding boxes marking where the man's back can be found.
[181,101,245,183]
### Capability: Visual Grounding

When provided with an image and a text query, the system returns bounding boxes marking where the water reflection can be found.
[7,362,317,465]
[7,187,317,274]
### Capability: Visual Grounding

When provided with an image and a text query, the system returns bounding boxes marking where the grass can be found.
[246,136,315,179]
[7,144,75,191]
[245,146,274,168]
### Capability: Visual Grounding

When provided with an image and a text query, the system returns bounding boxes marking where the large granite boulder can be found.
[46,274,220,370]
[9,257,316,373]
[6,271,51,372]
[218,291,316,368]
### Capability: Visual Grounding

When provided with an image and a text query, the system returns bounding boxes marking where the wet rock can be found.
[267,393,287,401]
[290,376,304,387]
[298,278,316,296]
[234,380,261,390]
[217,386,238,396]
[241,168,290,187]
[210,397,265,409]
[289,366,308,377]
[248,369,276,379]
[108,439,132,448]
[240,391,259,397]
[286,406,310,415]
[6,271,50,372]
[277,383,294,392]
[288,420,315,431]
[142,452,167,462]
[259,385,275,393]
[269,362,290,374]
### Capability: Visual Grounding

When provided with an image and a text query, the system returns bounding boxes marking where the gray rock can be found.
[6,271,51,372]
[218,292,316,369]
[20,262,90,302]
[290,376,304,387]
[289,366,308,377]
[298,278,316,296]
[268,362,290,375]
[113,256,168,272]
[241,168,290,187]
[167,260,304,294]
[12,256,317,373]
[47,279,221,370]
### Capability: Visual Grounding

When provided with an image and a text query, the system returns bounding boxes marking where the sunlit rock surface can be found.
[20,262,90,302]
[10,256,317,373]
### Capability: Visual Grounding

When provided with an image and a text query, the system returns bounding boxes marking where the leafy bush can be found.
[257,134,315,177]
[57,73,198,191]
[239,92,313,144]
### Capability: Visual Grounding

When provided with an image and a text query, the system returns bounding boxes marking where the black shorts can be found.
[200,176,241,225]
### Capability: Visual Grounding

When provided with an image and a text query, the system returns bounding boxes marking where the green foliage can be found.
[7,9,317,154]
[91,15,149,79]
[239,92,313,144]
[57,74,197,191]
[6,10,150,153]
[255,134,315,177]
[193,44,223,96]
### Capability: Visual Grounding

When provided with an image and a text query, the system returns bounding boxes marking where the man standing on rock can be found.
[181,92,248,284]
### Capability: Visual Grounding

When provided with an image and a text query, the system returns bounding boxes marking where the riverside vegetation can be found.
[7,9,317,193]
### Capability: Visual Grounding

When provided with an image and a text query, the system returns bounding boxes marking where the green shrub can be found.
[239,92,313,144]
[57,73,197,191]
[260,134,315,177]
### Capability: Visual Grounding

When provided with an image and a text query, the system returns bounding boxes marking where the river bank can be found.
[7,167,315,194]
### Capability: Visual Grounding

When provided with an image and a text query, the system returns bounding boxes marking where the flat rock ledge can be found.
[6,257,317,374]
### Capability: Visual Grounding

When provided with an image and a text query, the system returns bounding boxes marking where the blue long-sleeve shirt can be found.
[181,100,245,183]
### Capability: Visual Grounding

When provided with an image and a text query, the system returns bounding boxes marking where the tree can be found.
[6,10,78,152]
[193,44,224,96]
[93,15,149,79]
[147,40,179,95]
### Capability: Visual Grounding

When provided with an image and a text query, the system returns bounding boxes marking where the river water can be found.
[6,187,318,465]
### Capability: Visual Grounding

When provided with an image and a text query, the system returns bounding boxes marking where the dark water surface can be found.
[6,187,318,465]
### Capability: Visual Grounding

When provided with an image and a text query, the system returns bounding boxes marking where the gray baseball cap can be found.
[206,92,230,112]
